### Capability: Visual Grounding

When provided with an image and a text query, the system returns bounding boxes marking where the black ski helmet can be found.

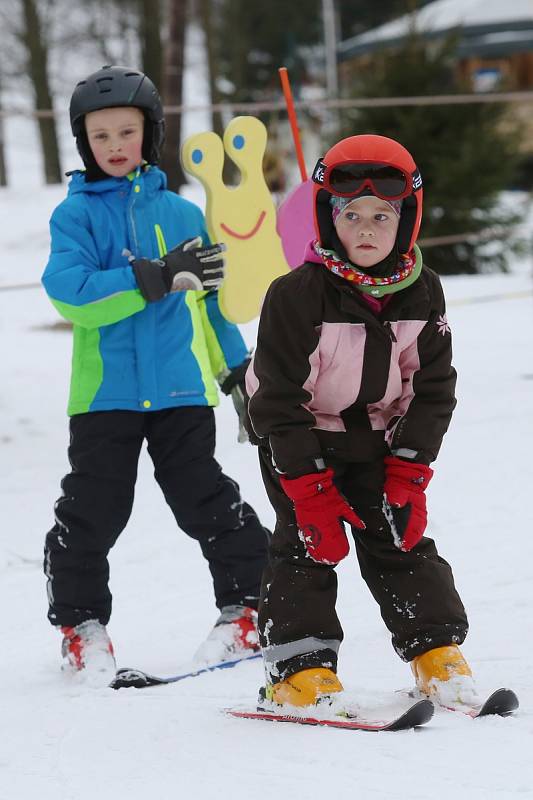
[70,65,165,166]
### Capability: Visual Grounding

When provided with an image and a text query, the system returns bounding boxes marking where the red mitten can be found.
[280,468,365,565]
[384,456,434,552]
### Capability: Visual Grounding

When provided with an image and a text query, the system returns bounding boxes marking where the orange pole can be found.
[278,67,308,181]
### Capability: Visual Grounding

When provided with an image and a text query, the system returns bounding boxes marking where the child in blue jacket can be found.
[42,66,268,683]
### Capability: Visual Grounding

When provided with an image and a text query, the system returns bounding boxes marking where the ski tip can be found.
[383,698,434,731]
[476,688,519,718]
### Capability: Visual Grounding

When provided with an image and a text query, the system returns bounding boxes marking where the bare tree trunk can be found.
[197,0,223,139]
[160,0,187,192]
[0,119,7,187]
[225,0,248,102]
[20,0,62,184]
[139,0,163,87]
[0,73,7,186]
[196,0,238,183]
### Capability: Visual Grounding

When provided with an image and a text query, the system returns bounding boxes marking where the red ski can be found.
[226,698,434,732]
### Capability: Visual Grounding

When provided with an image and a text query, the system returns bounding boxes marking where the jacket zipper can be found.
[154,223,167,258]
[128,171,141,254]
[383,321,397,342]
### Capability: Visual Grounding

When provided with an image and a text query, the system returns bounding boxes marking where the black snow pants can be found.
[44,408,269,627]
[257,447,468,683]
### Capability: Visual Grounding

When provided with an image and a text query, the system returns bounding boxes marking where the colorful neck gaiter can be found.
[313,242,422,298]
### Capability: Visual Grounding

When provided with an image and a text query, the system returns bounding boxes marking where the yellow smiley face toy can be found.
[181,116,289,323]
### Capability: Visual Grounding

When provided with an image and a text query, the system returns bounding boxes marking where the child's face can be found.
[335,196,400,268]
[85,106,144,177]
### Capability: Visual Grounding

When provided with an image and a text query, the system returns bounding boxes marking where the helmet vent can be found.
[96,76,113,93]
[125,72,141,77]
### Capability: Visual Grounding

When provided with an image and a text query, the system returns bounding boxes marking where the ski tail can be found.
[110,652,261,690]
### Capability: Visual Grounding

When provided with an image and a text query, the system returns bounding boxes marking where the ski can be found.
[439,688,519,719]
[226,698,434,732]
[110,652,261,690]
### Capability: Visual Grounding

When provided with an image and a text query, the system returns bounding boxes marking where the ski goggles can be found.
[312,158,422,200]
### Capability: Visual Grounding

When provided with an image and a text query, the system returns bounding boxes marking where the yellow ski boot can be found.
[268,667,343,708]
[411,645,477,706]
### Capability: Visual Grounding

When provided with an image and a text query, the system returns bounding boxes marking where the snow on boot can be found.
[267,667,344,708]
[193,605,259,666]
[411,644,478,707]
[61,620,116,686]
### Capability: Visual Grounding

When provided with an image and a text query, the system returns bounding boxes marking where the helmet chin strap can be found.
[75,131,109,182]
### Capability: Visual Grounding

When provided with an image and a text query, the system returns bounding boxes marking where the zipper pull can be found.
[384,321,397,342]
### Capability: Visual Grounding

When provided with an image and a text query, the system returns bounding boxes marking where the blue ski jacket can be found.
[42,166,248,415]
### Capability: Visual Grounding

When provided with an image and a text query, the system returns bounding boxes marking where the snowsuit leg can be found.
[257,448,468,683]
[257,448,343,682]
[44,412,143,627]
[339,459,468,661]
[145,407,269,610]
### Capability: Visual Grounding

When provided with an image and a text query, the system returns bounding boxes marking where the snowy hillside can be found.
[1,174,533,798]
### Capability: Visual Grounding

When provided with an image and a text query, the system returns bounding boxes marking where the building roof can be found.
[339,0,533,60]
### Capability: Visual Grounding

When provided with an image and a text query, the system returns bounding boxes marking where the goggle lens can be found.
[327,162,408,199]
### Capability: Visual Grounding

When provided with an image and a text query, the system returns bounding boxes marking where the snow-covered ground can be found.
[2,25,533,798]
[1,176,532,798]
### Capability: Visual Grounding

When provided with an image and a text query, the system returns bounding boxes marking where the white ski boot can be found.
[193,605,259,666]
[61,619,116,687]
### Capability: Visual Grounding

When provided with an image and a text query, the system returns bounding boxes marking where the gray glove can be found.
[219,357,251,444]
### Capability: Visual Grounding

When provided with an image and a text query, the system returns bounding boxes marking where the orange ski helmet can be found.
[312,134,423,256]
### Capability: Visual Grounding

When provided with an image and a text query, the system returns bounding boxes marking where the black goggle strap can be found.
[312,158,327,185]
[312,157,422,193]
[411,168,422,191]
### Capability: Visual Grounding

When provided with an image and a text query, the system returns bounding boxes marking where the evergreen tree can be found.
[342,33,524,274]
[193,0,323,186]
[213,0,323,102]
[338,0,427,40]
